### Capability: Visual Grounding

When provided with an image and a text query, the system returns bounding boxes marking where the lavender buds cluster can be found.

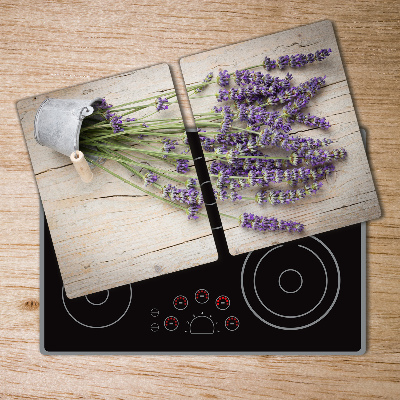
[79,47,345,235]
[263,48,332,71]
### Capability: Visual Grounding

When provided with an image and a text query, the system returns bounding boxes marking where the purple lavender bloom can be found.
[162,138,177,153]
[217,70,231,87]
[176,159,189,174]
[98,98,113,110]
[289,152,301,166]
[185,178,198,188]
[293,112,331,130]
[214,188,229,200]
[277,55,290,69]
[233,69,252,85]
[142,122,149,128]
[263,49,332,71]
[216,170,231,189]
[216,89,230,102]
[219,106,235,134]
[106,113,124,133]
[314,48,333,61]
[186,204,201,220]
[301,148,347,166]
[263,57,277,71]
[144,172,158,187]
[125,117,136,122]
[256,181,323,205]
[162,184,203,205]
[227,74,293,106]
[195,72,213,93]
[155,97,169,111]
[230,190,242,201]
[199,136,215,152]
[239,213,304,233]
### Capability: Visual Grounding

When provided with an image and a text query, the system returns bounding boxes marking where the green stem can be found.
[87,159,208,219]
[219,212,239,221]
[83,140,194,160]
[82,148,190,177]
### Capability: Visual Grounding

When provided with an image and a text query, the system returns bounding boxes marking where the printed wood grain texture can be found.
[17,64,217,299]
[180,20,381,254]
[0,0,399,399]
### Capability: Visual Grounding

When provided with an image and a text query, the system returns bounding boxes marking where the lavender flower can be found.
[230,190,242,201]
[195,72,213,93]
[187,204,201,220]
[176,159,189,174]
[217,70,231,87]
[185,178,198,188]
[144,172,158,187]
[263,49,332,71]
[293,111,331,130]
[216,89,230,102]
[199,136,215,152]
[301,148,347,166]
[219,106,235,134]
[233,69,252,85]
[105,112,124,133]
[256,181,323,205]
[155,97,169,111]
[239,213,304,233]
[214,188,229,200]
[98,98,113,110]
[162,184,203,205]
[162,184,203,220]
[162,138,177,153]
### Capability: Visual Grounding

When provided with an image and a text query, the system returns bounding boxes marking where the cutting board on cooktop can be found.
[180,20,381,255]
[17,63,217,299]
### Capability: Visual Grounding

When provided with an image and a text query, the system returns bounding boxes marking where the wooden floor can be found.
[0,0,399,398]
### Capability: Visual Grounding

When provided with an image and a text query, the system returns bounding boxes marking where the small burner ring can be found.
[62,285,132,329]
[278,269,303,294]
[85,290,110,306]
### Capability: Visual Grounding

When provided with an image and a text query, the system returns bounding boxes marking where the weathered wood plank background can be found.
[17,63,217,299]
[181,20,381,254]
[0,0,399,399]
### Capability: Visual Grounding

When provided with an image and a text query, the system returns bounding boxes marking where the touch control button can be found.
[195,289,209,304]
[216,295,230,310]
[225,316,239,331]
[150,323,159,332]
[174,295,188,310]
[164,316,179,331]
[150,308,159,317]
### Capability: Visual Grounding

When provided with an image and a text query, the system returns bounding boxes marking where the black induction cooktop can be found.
[40,203,366,354]
[40,128,368,355]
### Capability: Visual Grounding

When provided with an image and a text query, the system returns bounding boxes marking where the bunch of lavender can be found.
[188,48,347,232]
[79,48,344,235]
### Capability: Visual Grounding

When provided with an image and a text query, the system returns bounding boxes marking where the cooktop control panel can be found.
[150,289,239,334]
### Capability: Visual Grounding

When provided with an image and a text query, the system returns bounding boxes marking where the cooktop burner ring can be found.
[85,290,110,306]
[278,269,303,294]
[253,244,329,319]
[61,285,132,329]
[241,235,341,330]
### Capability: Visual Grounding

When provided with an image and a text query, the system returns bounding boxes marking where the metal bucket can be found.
[34,98,105,165]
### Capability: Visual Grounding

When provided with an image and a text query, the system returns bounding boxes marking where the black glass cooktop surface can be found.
[41,204,366,355]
